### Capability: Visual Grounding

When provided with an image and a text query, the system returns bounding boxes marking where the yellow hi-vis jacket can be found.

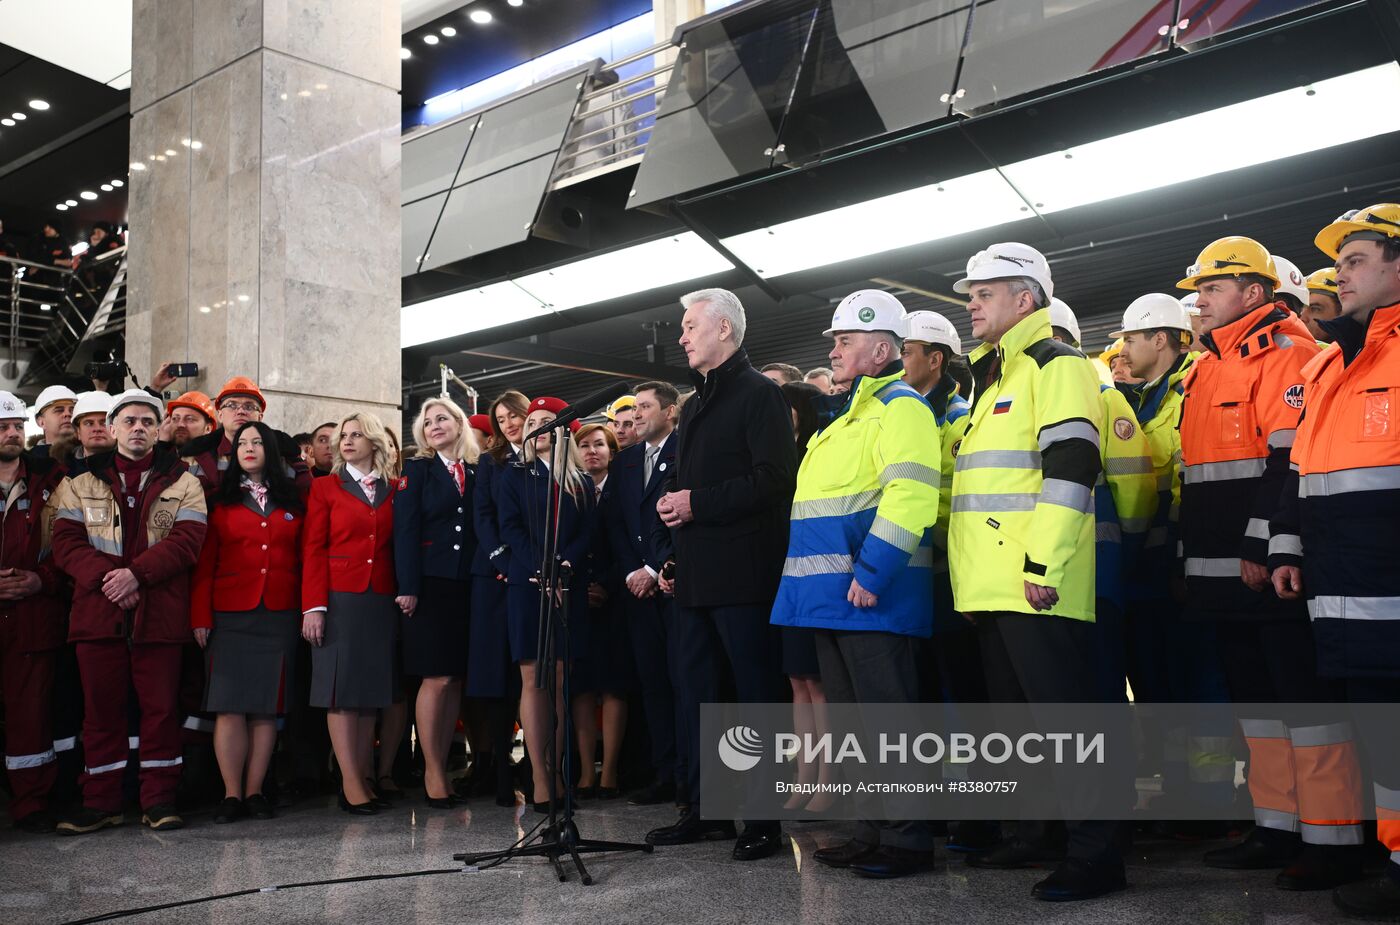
[1123,352,1195,595]
[950,309,1103,620]
[770,364,941,636]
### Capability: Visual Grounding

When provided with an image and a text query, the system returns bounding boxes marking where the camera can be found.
[84,360,127,381]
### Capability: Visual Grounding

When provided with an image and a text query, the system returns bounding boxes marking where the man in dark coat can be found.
[646,288,797,861]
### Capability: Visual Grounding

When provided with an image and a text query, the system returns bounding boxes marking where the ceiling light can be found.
[423,33,439,45]
[1001,63,1400,215]
[65,199,77,206]
[55,204,68,211]
[401,281,551,347]
[508,0,523,6]
[80,191,98,200]
[11,112,24,120]
[514,232,732,312]
[469,9,493,23]
[0,119,13,127]
[440,26,457,36]
[101,184,113,191]
[111,179,124,187]
[401,47,412,59]
[28,99,49,110]
[39,303,52,311]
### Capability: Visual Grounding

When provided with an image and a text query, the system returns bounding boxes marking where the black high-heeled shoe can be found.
[363,778,391,808]
[424,794,458,809]
[338,791,378,816]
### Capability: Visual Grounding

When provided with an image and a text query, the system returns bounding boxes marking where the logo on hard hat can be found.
[858,307,876,324]
[996,253,1034,268]
[1290,270,1304,285]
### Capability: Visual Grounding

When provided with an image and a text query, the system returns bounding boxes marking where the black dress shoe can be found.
[13,809,58,834]
[213,797,248,824]
[849,845,940,879]
[575,785,598,802]
[1031,858,1128,901]
[1203,828,1301,870]
[733,824,784,861]
[425,794,458,810]
[629,780,677,806]
[813,839,878,869]
[597,786,622,800]
[244,793,275,820]
[1275,846,1367,891]
[645,811,737,846]
[1334,874,1400,919]
[967,837,1065,869]
[946,821,1002,854]
[338,791,378,815]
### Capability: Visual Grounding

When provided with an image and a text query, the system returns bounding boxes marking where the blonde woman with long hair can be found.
[496,396,599,809]
[393,397,481,806]
[301,412,401,814]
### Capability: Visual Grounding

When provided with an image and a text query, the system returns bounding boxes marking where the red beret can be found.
[529,396,580,432]
[467,414,492,437]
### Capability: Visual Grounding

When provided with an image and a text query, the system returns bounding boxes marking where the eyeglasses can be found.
[221,401,260,413]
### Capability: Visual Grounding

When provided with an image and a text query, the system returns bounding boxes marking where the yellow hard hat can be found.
[605,395,635,421]
[1176,236,1279,291]
[1314,203,1400,258]
[1100,337,1125,365]
[1305,267,1338,296]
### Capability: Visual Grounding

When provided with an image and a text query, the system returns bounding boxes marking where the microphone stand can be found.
[454,424,651,884]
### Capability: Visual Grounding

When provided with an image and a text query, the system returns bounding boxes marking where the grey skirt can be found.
[310,590,400,710]
[204,607,301,715]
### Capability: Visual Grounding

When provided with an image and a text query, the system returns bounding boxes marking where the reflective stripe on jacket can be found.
[950,309,1103,620]
[770,364,940,636]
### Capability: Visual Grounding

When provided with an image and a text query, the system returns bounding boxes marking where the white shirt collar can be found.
[437,451,460,468]
[344,462,379,483]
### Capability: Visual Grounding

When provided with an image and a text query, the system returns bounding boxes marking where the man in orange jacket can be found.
[1177,236,1365,890]
[1270,204,1400,918]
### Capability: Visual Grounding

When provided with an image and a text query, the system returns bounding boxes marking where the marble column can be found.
[125,0,401,432]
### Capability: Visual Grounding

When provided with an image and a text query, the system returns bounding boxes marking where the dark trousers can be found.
[976,612,1128,867]
[75,640,183,811]
[624,592,680,789]
[815,628,935,851]
[1,642,56,819]
[675,603,783,814]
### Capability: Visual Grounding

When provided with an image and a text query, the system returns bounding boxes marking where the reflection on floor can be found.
[0,796,1361,924]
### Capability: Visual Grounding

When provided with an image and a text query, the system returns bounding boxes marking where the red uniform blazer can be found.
[301,470,396,612]
[191,497,305,630]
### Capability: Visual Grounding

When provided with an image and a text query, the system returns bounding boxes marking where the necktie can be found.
[361,476,377,505]
[644,445,659,483]
[450,460,465,496]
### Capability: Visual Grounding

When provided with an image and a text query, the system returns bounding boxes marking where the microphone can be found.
[521,380,632,442]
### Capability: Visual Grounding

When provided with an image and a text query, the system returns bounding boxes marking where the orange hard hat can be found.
[216,376,266,411]
[167,390,216,424]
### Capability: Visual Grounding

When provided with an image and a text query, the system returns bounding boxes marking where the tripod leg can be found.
[568,845,592,886]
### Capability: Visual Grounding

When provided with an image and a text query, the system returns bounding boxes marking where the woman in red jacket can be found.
[301,412,398,814]
[192,422,305,824]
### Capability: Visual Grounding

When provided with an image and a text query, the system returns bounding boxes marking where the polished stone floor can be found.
[0,791,1370,925]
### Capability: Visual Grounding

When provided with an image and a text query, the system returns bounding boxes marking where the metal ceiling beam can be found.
[449,341,690,383]
[0,103,130,181]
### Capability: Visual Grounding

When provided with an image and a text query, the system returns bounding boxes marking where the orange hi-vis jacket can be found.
[1179,303,1320,619]
[1270,301,1400,678]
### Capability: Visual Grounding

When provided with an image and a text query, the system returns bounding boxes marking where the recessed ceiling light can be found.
[0,119,13,127]
[508,0,523,7]
[100,183,113,191]
[11,112,25,120]
[39,303,52,311]
[28,99,48,110]
[65,199,77,206]
[423,33,439,44]
[55,204,68,211]
[111,179,124,187]
[469,9,492,23]
[80,191,98,200]
[440,26,456,36]
[400,47,412,59]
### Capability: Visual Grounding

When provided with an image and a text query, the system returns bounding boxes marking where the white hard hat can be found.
[1047,297,1081,346]
[1111,293,1194,337]
[824,289,907,337]
[33,384,78,416]
[0,391,26,421]
[901,310,963,355]
[107,388,163,424]
[73,390,115,423]
[1180,292,1201,316]
[1270,255,1308,306]
[953,243,1054,303]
